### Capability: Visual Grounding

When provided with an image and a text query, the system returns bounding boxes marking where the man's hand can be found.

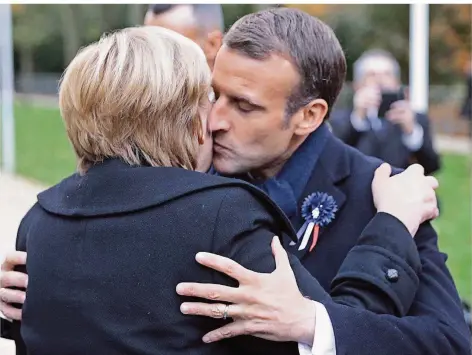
[176,237,316,345]
[385,100,416,135]
[372,163,439,236]
[0,251,27,321]
[353,86,381,119]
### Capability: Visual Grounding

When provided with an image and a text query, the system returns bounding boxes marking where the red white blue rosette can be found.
[292,192,338,252]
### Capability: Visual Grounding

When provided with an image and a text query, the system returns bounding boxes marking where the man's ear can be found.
[293,99,329,136]
[204,30,223,69]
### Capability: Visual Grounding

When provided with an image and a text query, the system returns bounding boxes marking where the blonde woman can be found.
[9,26,433,355]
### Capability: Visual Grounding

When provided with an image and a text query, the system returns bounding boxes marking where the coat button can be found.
[386,268,399,282]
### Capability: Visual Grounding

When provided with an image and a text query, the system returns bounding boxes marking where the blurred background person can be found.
[459,59,471,138]
[144,4,224,70]
[330,49,441,175]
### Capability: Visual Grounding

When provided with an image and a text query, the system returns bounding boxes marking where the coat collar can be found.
[38,159,223,217]
[37,159,296,242]
[249,123,331,220]
[289,133,351,260]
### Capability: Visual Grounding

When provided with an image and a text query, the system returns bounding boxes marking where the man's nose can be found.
[209,99,231,132]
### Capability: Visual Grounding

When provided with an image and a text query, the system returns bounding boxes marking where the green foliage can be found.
[318,4,470,84]
[322,5,410,83]
[10,4,471,84]
[222,4,257,31]
[12,4,56,51]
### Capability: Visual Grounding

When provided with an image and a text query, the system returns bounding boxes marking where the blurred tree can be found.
[59,5,81,65]
[284,4,335,16]
[318,5,375,82]
[12,4,56,91]
[76,5,107,42]
[10,3,470,88]
[126,4,147,26]
[285,4,471,84]
[254,4,275,11]
[287,4,410,82]
[58,4,133,68]
[33,32,64,73]
[365,5,410,82]
[11,4,24,13]
[100,4,129,33]
[221,4,257,31]
[430,4,471,80]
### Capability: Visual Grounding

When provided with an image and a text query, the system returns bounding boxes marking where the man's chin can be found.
[212,159,246,177]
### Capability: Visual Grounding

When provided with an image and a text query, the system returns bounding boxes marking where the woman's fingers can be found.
[176,283,242,304]
[180,302,244,320]
[0,271,28,289]
[194,252,259,284]
[0,287,26,304]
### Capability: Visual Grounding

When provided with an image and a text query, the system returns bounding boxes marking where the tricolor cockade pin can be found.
[296,192,338,252]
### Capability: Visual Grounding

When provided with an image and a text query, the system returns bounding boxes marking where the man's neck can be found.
[248,134,309,181]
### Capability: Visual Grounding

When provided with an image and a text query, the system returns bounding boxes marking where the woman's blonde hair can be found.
[59,26,211,173]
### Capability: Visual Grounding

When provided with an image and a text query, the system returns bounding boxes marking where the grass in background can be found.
[434,154,471,301]
[15,102,75,185]
[13,102,472,300]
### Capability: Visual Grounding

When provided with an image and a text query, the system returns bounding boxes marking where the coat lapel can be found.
[289,135,350,261]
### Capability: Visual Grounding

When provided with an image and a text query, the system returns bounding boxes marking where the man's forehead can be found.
[212,48,298,97]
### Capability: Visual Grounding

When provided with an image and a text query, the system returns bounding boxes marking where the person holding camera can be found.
[460,60,472,138]
[330,49,441,175]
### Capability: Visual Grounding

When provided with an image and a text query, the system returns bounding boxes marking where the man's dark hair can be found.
[224,7,346,118]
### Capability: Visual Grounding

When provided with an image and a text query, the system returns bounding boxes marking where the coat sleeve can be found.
[324,220,471,355]
[211,187,421,312]
[329,212,422,317]
[210,187,426,351]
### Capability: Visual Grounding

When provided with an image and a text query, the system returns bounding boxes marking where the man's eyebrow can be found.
[212,83,264,108]
[230,95,265,109]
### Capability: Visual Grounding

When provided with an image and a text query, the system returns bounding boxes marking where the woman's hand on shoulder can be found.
[176,237,316,345]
